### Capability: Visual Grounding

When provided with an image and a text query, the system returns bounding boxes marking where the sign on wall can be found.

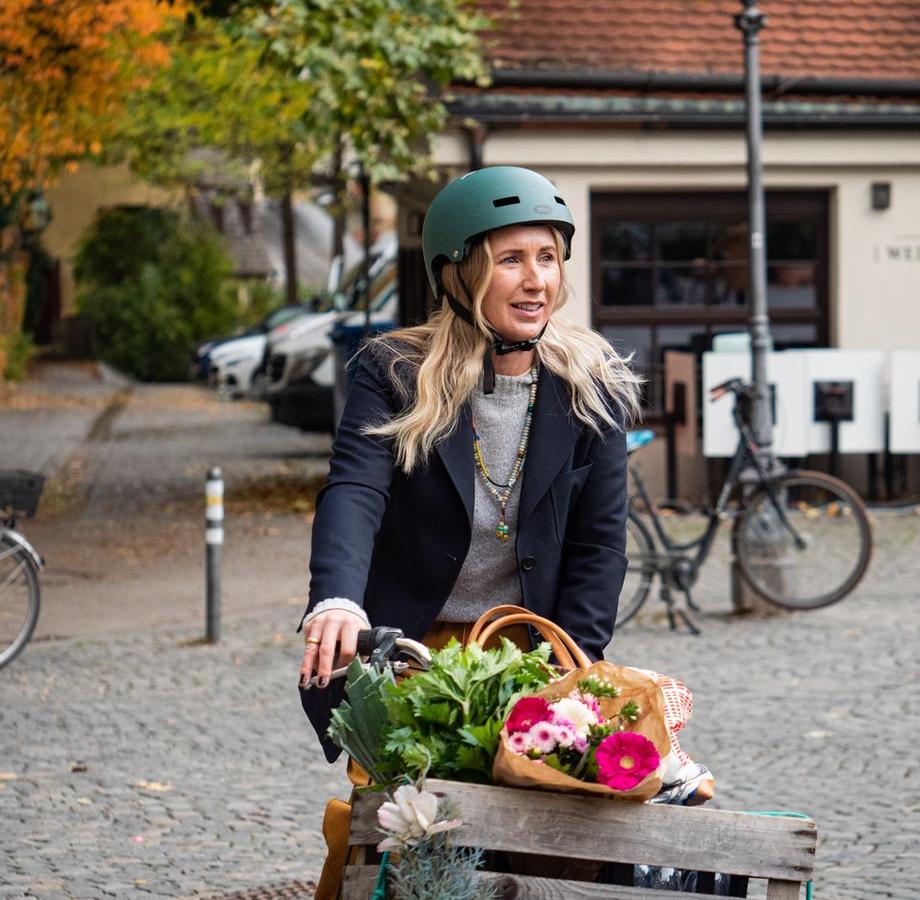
[702,349,886,457]
[702,352,809,458]
[890,351,920,454]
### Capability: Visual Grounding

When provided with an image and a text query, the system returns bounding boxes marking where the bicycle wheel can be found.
[616,510,656,627]
[0,534,40,668]
[735,471,872,610]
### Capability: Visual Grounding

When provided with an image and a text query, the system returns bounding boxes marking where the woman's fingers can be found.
[314,619,341,687]
[337,617,361,670]
[298,610,366,689]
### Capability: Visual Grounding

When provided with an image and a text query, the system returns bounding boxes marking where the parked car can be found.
[264,250,397,432]
[191,303,305,383]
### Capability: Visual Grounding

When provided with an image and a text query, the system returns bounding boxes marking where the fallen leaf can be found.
[134,780,172,792]
[0,772,17,781]
[70,762,88,773]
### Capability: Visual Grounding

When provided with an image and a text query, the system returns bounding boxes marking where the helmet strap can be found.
[446,273,546,395]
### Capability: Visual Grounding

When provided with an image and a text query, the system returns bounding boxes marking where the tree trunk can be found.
[280,188,298,306]
[330,138,347,266]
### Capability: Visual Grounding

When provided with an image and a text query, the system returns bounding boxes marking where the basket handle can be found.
[470,606,592,670]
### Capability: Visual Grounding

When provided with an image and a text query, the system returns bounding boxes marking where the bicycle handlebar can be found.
[300,626,432,691]
[709,378,759,403]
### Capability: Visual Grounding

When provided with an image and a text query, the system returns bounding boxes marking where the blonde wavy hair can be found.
[365,228,642,472]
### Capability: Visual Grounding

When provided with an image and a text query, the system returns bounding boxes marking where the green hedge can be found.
[75,206,238,381]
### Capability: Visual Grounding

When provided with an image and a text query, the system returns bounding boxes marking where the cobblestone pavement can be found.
[2,365,919,898]
[3,511,918,898]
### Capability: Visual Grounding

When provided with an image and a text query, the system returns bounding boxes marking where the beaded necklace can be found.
[471,364,539,542]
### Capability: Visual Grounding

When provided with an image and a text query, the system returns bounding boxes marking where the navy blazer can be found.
[299,347,629,761]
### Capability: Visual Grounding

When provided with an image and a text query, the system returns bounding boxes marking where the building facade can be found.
[394,0,920,497]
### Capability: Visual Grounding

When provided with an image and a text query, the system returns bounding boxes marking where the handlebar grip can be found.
[356,626,404,657]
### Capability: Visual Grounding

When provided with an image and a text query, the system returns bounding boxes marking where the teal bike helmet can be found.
[422,165,575,297]
[422,166,575,392]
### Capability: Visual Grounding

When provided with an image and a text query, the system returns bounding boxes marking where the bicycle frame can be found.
[629,414,775,572]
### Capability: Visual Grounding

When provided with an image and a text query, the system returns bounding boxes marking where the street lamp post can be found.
[735,0,774,466]
[732,0,787,614]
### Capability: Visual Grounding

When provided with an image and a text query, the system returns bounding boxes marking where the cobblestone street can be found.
[2,365,919,898]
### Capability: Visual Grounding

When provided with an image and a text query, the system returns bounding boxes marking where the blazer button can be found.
[521,556,536,571]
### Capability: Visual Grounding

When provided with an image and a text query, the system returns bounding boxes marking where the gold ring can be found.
[305,636,321,645]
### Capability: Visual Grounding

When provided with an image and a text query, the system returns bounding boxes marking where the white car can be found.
[208,333,269,398]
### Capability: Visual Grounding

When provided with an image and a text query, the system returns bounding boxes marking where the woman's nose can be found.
[521,260,545,291]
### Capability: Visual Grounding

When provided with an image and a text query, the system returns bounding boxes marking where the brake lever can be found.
[299,657,413,691]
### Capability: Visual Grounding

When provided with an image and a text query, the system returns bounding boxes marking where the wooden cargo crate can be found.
[343,779,816,899]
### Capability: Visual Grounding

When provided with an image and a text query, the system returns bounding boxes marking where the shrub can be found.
[1,331,35,381]
[75,206,237,381]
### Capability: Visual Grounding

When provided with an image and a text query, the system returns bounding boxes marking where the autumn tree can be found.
[0,0,178,204]
[0,0,177,372]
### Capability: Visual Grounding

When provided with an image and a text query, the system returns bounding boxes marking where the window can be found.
[592,191,828,412]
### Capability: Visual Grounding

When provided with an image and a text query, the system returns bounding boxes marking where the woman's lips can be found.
[510,302,544,318]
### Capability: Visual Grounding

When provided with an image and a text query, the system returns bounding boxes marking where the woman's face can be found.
[480,224,561,342]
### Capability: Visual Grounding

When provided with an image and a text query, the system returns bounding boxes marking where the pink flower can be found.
[506,697,552,735]
[572,691,603,717]
[527,721,558,754]
[506,731,532,755]
[595,732,660,791]
[551,721,577,748]
[573,735,589,753]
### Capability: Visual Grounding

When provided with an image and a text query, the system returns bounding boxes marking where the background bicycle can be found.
[618,379,873,631]
[0,470,45,668]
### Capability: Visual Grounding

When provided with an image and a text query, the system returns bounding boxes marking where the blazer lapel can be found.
[519,367,583,524]
[435,405,474,524]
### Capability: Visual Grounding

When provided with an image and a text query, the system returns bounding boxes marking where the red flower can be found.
[595,732,660,791]
[506,697,552,734]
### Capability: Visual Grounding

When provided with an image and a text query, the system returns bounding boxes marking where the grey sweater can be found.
[437,370,532,621]
[305,370,534,627]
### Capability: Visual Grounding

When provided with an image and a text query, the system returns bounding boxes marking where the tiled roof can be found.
[479,1,920,81]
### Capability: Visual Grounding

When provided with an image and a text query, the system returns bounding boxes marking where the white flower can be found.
[550,697,601,737]
[376,784,461,852]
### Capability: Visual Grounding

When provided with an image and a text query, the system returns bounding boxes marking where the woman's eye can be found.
[500,256,518,264]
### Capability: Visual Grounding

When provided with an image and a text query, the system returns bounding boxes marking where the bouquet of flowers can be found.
[493,662,672,800]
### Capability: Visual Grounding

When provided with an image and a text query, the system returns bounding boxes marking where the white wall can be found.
[432,129,920,349]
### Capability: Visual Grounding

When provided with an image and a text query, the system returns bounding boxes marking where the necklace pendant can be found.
[495,522,510,542]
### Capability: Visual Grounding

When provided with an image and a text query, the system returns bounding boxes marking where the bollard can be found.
[205,467,223,642]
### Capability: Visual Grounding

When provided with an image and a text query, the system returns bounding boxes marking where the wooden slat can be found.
[350,780,816,883]
[767,880,804,900]
[341,864,379,899]
[343,865,798,899]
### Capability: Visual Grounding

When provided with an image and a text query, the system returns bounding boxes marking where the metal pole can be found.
[735,0,774,466]
[205,467,223,643]
[732,1,787,615]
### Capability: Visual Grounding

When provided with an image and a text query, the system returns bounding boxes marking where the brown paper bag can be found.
[492,660,670,802]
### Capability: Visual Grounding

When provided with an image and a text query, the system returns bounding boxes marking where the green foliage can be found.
[387,831,496,900]
[118,0,491,198]
[380,639,553,783]
[75,206,237,381]
[2,331,35,381]
[327,641,554,786]
[327,657,398,783]
[242,0,492,186]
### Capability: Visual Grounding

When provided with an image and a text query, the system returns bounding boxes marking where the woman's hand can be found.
[299,609,366,689]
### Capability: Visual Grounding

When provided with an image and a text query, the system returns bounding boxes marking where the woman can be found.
[299,166,641,761]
